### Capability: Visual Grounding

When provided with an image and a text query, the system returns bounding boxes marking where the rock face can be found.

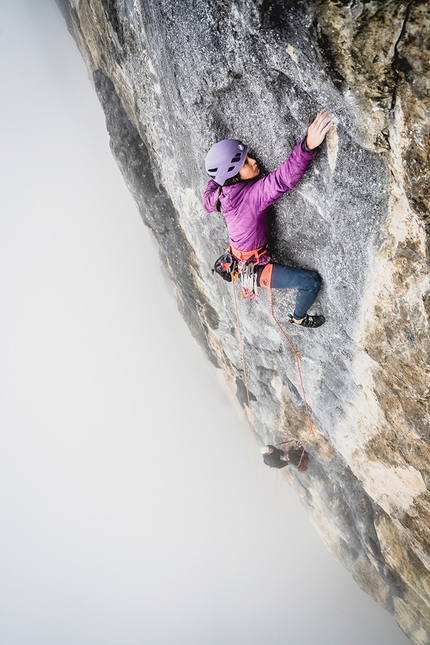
[57,1,429,642]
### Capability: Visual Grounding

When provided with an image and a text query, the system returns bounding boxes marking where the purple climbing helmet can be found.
[205,139,248,186]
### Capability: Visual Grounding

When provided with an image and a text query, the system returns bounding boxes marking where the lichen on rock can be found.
[56,1,430,642]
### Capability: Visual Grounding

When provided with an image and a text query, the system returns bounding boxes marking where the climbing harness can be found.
[213,246,270,300]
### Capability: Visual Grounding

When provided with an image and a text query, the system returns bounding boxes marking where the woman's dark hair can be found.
[223,173,241,186]
[216,173,242,211]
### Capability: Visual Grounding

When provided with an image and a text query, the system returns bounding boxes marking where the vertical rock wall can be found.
[57,1,429,642]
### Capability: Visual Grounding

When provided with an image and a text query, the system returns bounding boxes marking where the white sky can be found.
[0,1,411,644]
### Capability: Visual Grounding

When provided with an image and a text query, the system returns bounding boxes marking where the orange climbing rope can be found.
[268,287,315,468]
[230,278,315,471]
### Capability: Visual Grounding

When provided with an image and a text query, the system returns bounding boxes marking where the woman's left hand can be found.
[306,109,334,150]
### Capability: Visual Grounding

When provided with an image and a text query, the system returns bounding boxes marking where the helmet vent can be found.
[227,166,235,172]
[231,153,242,162]
[207,168,218,173]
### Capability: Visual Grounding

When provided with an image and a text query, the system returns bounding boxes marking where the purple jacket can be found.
[202,138,317,252]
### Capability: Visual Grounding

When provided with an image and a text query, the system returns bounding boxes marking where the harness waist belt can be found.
[230,245,270,264]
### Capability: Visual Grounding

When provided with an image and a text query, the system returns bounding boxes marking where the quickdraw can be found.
[238,260,259,301]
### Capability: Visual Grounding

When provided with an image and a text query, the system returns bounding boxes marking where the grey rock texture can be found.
[57,1,429,642]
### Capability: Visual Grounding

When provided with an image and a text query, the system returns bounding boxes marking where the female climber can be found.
[202,109,333,328]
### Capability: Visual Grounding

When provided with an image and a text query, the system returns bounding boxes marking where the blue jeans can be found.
[257,263,322,319]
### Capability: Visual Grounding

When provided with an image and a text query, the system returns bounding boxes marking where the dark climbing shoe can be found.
[288,313,325,328]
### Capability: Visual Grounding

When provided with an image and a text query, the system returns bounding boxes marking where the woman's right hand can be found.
[306,109,334,150]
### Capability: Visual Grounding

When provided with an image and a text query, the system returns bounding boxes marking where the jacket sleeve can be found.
[202,179,221,213]
[251,138,318,213]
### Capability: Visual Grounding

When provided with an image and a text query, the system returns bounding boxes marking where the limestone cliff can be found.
[56,1,429,642]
